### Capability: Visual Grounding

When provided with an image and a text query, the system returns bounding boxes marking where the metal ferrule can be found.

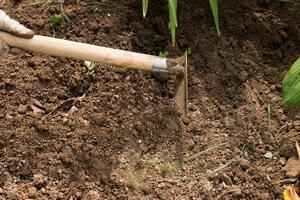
[153,57,168,73]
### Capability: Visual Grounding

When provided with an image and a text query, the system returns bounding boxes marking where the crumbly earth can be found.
[0,0,299,199]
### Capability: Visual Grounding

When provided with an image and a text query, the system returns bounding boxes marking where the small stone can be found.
[0,188,2,194]
[69,106,78,115]
[264,151,273,159]
[40,187,46,194]
[17,104,28,114]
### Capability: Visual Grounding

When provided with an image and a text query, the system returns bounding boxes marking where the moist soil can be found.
[0,0,300,199]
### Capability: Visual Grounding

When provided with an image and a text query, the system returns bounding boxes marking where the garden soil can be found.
[0,0,300,199]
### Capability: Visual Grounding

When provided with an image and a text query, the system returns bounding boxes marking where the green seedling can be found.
[142,0,149,17]
[142,0,178,46]
[282,57,300,105]
[209,0,220,36]
[187,47,193,55]
[50,14,69,29]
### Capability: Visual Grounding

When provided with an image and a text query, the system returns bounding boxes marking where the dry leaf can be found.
[283,186,300,200]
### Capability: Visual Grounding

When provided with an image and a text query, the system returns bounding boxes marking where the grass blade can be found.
[142,0,149,18]
[282,58,300,105]
[168,0,178,46]
[209,0,220,36]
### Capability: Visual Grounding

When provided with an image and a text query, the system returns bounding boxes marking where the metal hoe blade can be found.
[174,52,188,114]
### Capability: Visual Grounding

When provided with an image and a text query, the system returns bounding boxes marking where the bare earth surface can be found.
[0,0,299,199]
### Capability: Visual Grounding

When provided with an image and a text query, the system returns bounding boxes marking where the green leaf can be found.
[282,58,300,105]
[168,0,178,46]
[142,0,149,18]
[209,0,220,36]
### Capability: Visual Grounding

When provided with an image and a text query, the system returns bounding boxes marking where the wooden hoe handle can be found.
[0,31,168,72]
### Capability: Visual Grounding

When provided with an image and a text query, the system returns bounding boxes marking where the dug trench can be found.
[0,0,299,199]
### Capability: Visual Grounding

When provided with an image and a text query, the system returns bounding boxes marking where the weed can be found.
[48,14,69,37]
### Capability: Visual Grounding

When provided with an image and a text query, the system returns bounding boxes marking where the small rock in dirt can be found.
[264,151,273,159]
[33,174,47,189]
[0,188,2,194]
[83,190,101,200]
[284,157,300,177]
[17,104,28,114]
[239,158,250,170]
[69,106,79,115]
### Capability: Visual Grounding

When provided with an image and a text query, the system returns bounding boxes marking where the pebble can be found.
[264,151,273,159]
[69,106,79,115]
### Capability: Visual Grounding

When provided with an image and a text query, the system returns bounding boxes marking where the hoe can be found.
[0,31,188,114]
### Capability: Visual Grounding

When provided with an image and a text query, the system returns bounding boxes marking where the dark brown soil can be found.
[0,0,299,199]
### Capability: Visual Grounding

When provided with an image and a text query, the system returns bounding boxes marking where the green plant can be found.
[142,0,178,46]
[141,0,220,46]
[50,14,69,30]
[209,0,220,36]
[282,57,300,105]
